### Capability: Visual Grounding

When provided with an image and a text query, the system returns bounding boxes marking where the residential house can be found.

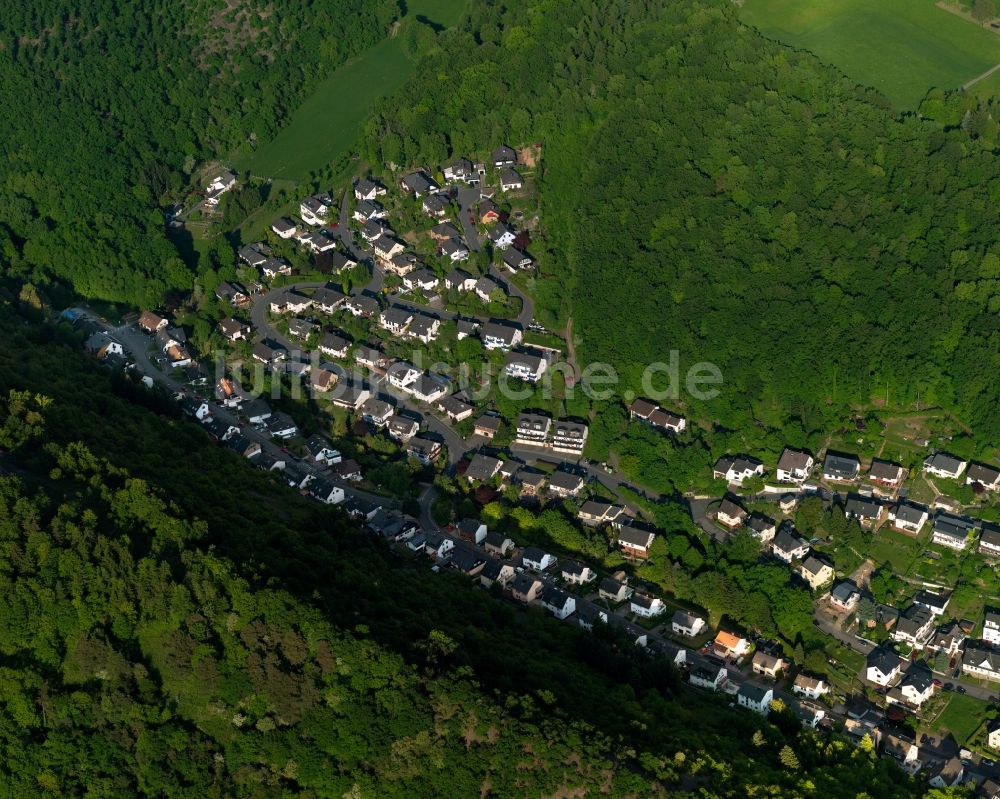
[712,455,764,484]
[737,684,774,714]
[521,547,557,572]
[481,321,523,350]
[913,590,950,616]
[214,378,241,408]
[671,611,707,638]
[515,412,551,445]
[353,200,386,222]
[259,256,292,279]
[517,469,546,496]
[866,647,903,686]
[480,558,515,589]
[576,602,609,632]
[492,145,516,168]
[344,295,380,318]
[448,545,487,577]
[473,414,502,439]
[408,373,449,404]
[354,177,386,201]
[455,518,487,545]
[406,436,442,466]
[304,434,341,466]
[252,341,286,366]
[968,462,1000,491]
[823,452,861,482]
[499,167,523,191]
[445,269,477,292]
[799,555,834,590]
[329,383,370,411]
[510,572,544,603]
[456,318,480,339]
[334,458,363,482]
[440,237,470,262]
[85,332,125,360]
[793,674,830,700]
[688,658,727,691]
[927,757,965,790]
[598,575,633,604]
[180,397,212,421]
[474,276,501,303]
[308,480,345,506]
[484,531,514,558]
[478,197,501,224]
[400,170,439,197]
[429,221,461,242]
[928,622,966,657]
[204,417,238,442]
[317,332,349,359]
[578,500,625,527]
[931,513,974,550]
[423,532,455,561]
[796,701,827,730]
[354,345,389,371]
[988,719,1000,751]
[887,665,935,709]
[980,524,1000,558]
[379,307,413,336]
[746,513,776,543]
[889,501,929,535]
[628,398,686,433]
[435,395,473,424]
[225,434,261,459]
[618,526,656,559]
[868,459,907,491]
[218,317,249,342]
[267,412,298,440]
[443,157,476,184]
[560,560,596,586]
[776,448,814,483]
[829,580,860,612]
[964,641,1000,681]
[405,315,441,344]
[882,732,922,776]
[243,399,272,425]
[488,223,516,250]
[500,247,534,271]
[422,193,450,218]
[539,586,576,620]
[844,494,884,527]
[771,527,809,563]
[552,420,588,454]
[892,604,935,647]
[372,235,405,264]
[402,268,440,293]
[713,630,751,659]
[751,651,786,679]
[300,193,333,226]
[359,398,393,428]
[326,252,358,273]
[238,243,270,267]
[386,414,419,442]
[138,311,168,333]
[924,451,967,480]
[311,287,345,314]
[298,231,336,253]
[215,281,249,306]
[548,470,584,497]
[464,453,504,483]
[716,497,748,529]
[204,171,236,206]
[630,593,666,619]
[287,318,319,340]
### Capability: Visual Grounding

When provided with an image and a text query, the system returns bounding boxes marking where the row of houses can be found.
[514,412,588,455]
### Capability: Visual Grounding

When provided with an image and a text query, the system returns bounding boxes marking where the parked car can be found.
[944,683,954,691]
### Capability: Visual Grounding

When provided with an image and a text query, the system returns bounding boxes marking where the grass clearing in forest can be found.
[739,0,1000,108]
[236,0,466,181]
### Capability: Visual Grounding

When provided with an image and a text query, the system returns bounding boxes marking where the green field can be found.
[739,0,1000,108]
[236,0,466,180]
[932,692,990,743]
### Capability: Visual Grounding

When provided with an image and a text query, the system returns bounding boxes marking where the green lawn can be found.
[932,692,990,743]
[236,0,466,180]
[869,527,924,573]
[739,0,1000,108]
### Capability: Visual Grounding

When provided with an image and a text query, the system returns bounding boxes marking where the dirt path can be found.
[964,61,1000,90]
[563,316,581,387]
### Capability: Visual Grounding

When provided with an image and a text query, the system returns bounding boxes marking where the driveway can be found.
[456,187,482,251]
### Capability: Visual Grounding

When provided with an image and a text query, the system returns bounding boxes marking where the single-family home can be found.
[771,527,809,563]
[889,501,929,535]
[271,217,298,239]
[931,513,974,550]
[964,641,1000,681]
[204,171,236,206]
[353,199,387,222]
[968,462,1000,491]
[927,757,965,790]
[988,720,1000,751]
[521,547,557,572]
[488,223,517,250]
[776,448,814,483]
[598,575,633,604]
[799,555,835,590]
[892,604,935,647]
[713,630,751,660]
[913,589,951,617]
[751,651,786,679]
[304,434,341,466]
[406,436,442,465]
[578,500,625,527]
[492,146,516,168]
[226,434,261,459]
[308,479,345,506]
[671,610,707,638]
[510,572,544,603]
[823,452,861,482]
[552,420,588,454]
[737,684,774,715]
[539,585,576,620]
[924,451,967,480]
[440,237,470,262]
[372,235,405,264]
[215,281,249,306]
[473,414,502,440]
[464,453,504,483]
[868,459,907,490]
[334,458,363,482]
[500,247,534,271]
[354,177,387,202]
[481,321,523,351]
[267,412,298,440]
[402,268,440,293]
[480,557,516,589]
[713,455,765,484]
[576,602,609,632]
[548,470,584,496]
[499,167,523,192]
[400,170,439,198]
[444,157,477,184]
[437,395,474,423]
[444,269,477,292]
[422,193,450,218]
[344,295,380,318]
[716,497,748,529]
[300,192,333,226]
[829,580,860,612]
[630,593,666,619]
[406,315,441,344]
[792,674,830,700]
[618,525,656,559]
[454,518,487,546]
[746,513,777,543]
[688,658,728,691]
[138,311,169,333]
[478,197,501,224]
[448,545,487,577]
[866,647,903,686]
[844,494,884,527]
[928,621,966,656]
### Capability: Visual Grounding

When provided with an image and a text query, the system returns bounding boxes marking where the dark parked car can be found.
[944,683,954,691]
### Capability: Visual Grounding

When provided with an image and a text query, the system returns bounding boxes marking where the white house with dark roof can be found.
[630,593,666,619]
[931,513,974,550]
[924,452,967,480]
[671,610,706,638]
[981,525,1000,558]
[618,526,656,559]
[712,455,764,484]
[829,580,860,612]
[968,462,1000,490]
[889,501,929,535]
[300,192,333,226]
[776,448,813,483]
[866,647,902,686]
[792,674,829,700]
[355,177,386,201]
[844,494,884,527]
[481,321,523,350]
[504,350,547,382]
[538,585,576,620]
[771,527,809,563]
[716,497,748,528]
[868,459,906,490]
[964,641,1000,681]
[892,604,935,647]
[561,560,597,585]
[746,513,776,542]
[737,684,773,714]
[822,452,861,482]
[521,547,557,572]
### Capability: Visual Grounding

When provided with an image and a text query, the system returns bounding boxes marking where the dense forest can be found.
[363,0,1000,443]
[0,0,398,305]
[0,298,945,796]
